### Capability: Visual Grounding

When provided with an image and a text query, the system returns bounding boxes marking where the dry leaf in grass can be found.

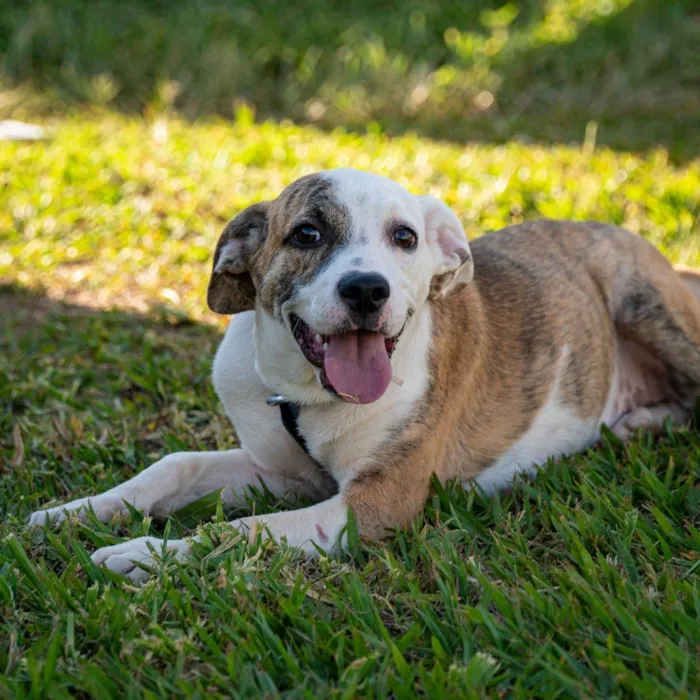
[248,518,259,543]
[70,416,84,438]
[10,424,24,467]
[53,417,72,441]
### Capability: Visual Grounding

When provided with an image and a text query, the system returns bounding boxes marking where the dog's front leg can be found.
[88,464,432,583]
[27,449,310,527]
[222,462,433,555]
[89,494,350,583]
[225,493,349,556]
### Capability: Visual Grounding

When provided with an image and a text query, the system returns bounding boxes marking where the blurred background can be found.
[2,0,699,154]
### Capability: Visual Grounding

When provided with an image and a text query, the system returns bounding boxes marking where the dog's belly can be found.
[472,334,684,494]
[471,344,602,493]
[473,383,600,493]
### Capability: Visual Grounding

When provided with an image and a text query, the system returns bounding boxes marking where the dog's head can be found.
[208,169,472,404]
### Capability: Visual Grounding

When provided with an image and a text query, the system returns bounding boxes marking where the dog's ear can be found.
[421,196,473,300]
[207,202,270,314]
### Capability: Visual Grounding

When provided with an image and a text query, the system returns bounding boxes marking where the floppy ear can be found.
[421,196,474,300]
[207,201,270,314]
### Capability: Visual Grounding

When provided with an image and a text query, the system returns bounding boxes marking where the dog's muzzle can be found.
[289,313,401,404]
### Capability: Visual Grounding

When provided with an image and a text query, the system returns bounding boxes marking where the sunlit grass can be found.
[2,114,698,325]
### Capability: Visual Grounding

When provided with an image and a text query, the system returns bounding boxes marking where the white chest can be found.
[297,308,432,486]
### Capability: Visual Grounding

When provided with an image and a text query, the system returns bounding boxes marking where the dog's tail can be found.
[675,265,700,300]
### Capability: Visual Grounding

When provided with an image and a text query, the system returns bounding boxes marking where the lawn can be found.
[1,0,700,697]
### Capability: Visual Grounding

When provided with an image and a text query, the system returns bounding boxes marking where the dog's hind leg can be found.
[617,265,700,382]
[602,238,700,434]
[611,401,692,441]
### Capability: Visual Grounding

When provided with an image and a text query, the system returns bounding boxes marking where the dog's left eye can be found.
[392,227,417,250]
[290,225,323,248]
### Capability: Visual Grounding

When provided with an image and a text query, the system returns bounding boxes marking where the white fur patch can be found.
[473,346,600,493]
[231,493,349,555]
[298,304,432,485]
[285,170,432,343]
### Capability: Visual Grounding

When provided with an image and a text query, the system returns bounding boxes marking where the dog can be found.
[28,169,700,583]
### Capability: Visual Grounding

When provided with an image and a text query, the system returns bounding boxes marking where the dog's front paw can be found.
[229,513,336,557]
[26,495,129,528]
[91,536,190,584]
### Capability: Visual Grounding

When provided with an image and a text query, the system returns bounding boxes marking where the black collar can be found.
[267,394,314,459]
[276,399,338,491]
[268,394,326,469]
[278,401,311,456]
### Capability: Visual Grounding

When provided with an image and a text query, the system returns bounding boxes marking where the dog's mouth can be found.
[289,313,400,404]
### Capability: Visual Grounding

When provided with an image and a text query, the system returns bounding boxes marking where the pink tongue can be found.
[323,331,392,404]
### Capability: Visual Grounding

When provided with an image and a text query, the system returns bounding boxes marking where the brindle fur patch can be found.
[208,175,353,318]
[220,174,353,322]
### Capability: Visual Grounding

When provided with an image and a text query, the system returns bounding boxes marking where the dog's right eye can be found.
[290,225,323,248]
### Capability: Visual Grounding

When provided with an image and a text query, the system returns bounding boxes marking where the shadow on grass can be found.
[1,0,698,160]
[1,282,232,520]
[2,282,320,546]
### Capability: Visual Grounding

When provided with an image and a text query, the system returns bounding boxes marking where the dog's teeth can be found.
[323,342,328,351]
[314,333,322,344]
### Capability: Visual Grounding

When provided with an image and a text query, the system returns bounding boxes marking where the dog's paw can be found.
[26,495,128,528]
[228,514,333,557]
[91,536,190,585]
[611,403,690,442]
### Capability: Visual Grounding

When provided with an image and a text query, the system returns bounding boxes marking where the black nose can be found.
[337,271,391,316]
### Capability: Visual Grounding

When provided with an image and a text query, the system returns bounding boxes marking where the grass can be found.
[1,0,700,695]
[1,0,699,159]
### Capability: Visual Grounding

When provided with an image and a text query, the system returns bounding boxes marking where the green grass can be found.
[2,290,700,700]
[1,0,699,159]
[2,115,699,323]
[1,0,700,695]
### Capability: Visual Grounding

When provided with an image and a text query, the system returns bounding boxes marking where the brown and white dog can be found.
[28,169,700,583]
